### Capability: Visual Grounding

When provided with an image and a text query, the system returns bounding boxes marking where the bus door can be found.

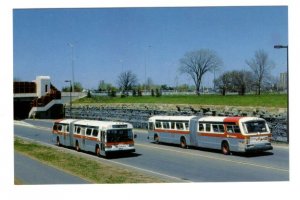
[100,131,106,156]
[69,123,74,146]
[189,117,200,146]
[81,127,86,150]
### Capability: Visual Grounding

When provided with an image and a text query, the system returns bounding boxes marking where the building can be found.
[14,76,64,119]
[279,72,288,91]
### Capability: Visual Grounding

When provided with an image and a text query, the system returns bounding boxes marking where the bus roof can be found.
[54,119,78,124]
[149,115,197,121]
[55,119,133,129]
[199,116,227,122]
[74,119,132,128]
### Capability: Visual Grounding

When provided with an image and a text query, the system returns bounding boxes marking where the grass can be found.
[74,93,287,108]
[14,137,165,183]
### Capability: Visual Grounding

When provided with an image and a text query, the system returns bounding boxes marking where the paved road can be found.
[14,119,289,182]
[14,151,89,184]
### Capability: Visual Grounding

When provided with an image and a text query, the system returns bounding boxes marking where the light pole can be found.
[65,80,72,118]
[67,43,75,92]
[274,44,289,144]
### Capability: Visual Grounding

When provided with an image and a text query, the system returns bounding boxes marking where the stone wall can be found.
[65,103,288,142]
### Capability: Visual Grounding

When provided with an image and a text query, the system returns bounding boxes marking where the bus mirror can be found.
[134,134,137,139]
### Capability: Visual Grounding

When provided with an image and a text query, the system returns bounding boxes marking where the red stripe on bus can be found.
[154,129,190,135]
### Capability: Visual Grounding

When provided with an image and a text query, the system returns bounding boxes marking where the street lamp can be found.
[65,80,72,118]
[274,44,289,144]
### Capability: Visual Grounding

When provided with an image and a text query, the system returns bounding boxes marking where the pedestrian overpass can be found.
[14,76,64,119]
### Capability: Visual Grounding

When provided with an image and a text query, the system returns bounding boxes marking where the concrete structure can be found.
[14,76,63,119]
[279,72,288,91]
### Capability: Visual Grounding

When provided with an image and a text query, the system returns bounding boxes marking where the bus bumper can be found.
[245,143,273,152]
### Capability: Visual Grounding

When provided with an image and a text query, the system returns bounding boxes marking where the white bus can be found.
[148,116,273,155]
[52,119,136,157]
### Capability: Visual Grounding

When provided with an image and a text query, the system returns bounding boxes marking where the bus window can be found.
[184,122,189,130]
[219,124,224,132]
[227,125,234,133]
[148,122,154,130]
[199,123,204,132]
[76,126,81,134]
[66,125,69,133]
[53,124,58,131]
[171,122,175,129]
[227,125,241,133]
[92,129,99,137]
[86,128,92,136]
[212,124,219,132]
[176,122,184,130]
[163,122,170,129]
[206,123,211,132]
[234,126,241,133]
[156,121,162,129]
[58,124,63,132]
[243,120,268,134]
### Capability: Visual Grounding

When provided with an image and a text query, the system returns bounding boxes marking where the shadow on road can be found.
[56,144,142,159]
[150,142,274,158]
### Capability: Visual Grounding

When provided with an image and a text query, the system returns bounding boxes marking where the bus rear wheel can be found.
[75,141,80,152]
[56,137,61,146]
[221,141,230,155]
[95,145,100,156]
[154,134,159,144]
[180,137,187,149]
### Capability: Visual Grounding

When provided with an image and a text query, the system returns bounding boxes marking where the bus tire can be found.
[75,141,80,152]
[56,136,61,146]
[180,137,187,149]
[154,134,159,144]
[221,141,230,155]
[95,145,100,156]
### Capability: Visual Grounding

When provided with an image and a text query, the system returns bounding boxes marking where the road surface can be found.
[14,119,289,182]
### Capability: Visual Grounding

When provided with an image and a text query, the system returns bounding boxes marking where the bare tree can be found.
[231,70,255,95]
[246,49,275,95]
[179,49,222,95]
[117,70,138,95]
[214,72,232,96]
[215,70,254,96]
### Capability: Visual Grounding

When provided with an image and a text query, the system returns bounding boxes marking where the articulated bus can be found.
[52,119,136,157]
[148,116,273,155]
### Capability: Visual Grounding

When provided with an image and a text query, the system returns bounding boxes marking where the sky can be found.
[13,6,288,90]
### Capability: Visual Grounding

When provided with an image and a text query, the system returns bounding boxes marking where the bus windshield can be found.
[106,129,133,142]
[243,120,268,134]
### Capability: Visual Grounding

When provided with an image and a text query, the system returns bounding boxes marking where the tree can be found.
[230,70,254,95]
[214,72,232,96]
[117,70,138,95]
[62,82,83,92]
[179,49,222,95]
[246,49,275,95]
[215,70,254,95]
[98,80,112,92]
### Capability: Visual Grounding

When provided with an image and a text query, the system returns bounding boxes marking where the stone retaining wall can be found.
[66,103,288,142]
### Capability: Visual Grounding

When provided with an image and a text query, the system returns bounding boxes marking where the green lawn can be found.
[74,94,287,108]
[14,137,165,183]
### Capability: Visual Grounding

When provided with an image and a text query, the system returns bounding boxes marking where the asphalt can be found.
[14,151,89,184]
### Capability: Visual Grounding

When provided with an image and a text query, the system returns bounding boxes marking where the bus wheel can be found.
[95,145,100,156]
[154,134,159,144]
[56,137,61,146]
[180,137,187,149]
[221,141,230,155]
[75,141,80,152]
